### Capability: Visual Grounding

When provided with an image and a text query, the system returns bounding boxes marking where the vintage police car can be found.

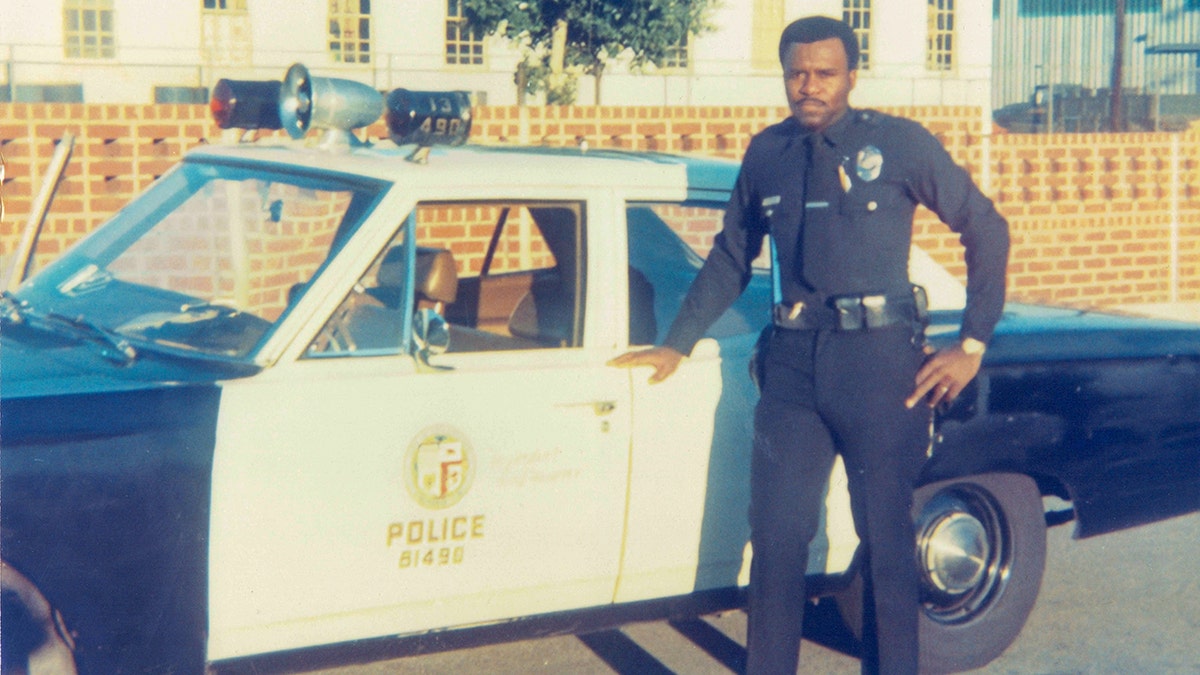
[3,66,1199,674]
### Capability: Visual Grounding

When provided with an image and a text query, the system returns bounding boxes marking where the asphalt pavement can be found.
[298,510,1200,674]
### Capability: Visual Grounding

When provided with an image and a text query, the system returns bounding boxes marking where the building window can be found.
[64,0,115,59]
[201,0,252,65]
[927,0,955,71]
[843,0,872,70]
[751,0,786,71]
[13,84,85,103]
[203,0,247,10]
[329,0,371,64]
[155,86,209,104]
[660,33,691,71]
[446,0,484,66]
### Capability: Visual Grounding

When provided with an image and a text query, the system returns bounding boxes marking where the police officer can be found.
[610,15,1010,675]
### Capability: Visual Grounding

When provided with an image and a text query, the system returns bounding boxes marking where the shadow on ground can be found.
[579,598,861,674]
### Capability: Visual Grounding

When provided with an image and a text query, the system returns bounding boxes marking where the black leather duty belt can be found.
[772,293,922,332]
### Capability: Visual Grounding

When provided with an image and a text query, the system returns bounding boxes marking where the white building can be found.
[0,0,994,110]
[992,0,1200,106]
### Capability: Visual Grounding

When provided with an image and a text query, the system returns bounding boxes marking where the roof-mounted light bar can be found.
[209,64,474,156]
[385,89,472,162]
[211,63,382,146]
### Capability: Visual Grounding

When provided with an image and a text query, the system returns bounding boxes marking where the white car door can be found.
[207,199,632,661]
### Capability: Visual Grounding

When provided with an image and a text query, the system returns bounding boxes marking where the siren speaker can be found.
[278,63,383,139]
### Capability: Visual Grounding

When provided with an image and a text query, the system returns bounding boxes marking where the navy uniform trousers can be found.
[746,322,931,675]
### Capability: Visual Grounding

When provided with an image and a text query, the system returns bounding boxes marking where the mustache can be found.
[793,97,826,107]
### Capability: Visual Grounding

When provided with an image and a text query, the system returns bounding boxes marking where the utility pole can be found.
[1110,0,1126,131]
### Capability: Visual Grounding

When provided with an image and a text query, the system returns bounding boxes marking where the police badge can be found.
[855,145,883,182]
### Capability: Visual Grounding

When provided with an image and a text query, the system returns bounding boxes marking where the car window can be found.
[308,200,586,357]
[627,202,966,313]
[106,179,347,322]
[635,202,771,269]
[432,201,586,351]
[626,202,748,345]
[17,160,385,361]
[305,222,414,356]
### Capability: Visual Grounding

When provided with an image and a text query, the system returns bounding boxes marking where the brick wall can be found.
[987,132,1200,306]
[2,102,1197,309]
[415,203,555,275]
[1,104,210,266]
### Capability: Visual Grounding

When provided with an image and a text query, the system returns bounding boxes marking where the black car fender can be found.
[921,368,1074,518]
[1,384,222,673]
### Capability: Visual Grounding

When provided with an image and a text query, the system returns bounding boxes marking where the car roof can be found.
[186,140,740,202]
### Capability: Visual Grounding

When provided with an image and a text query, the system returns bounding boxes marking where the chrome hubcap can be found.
[915,487,1010,624]
[922,510,989,594]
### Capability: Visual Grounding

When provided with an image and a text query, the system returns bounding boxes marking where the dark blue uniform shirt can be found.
[664,109,1010,354]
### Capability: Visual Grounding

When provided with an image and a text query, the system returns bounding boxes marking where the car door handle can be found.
[592,401,616,416]
[558,400,617,416]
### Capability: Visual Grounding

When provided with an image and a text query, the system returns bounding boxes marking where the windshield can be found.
[13,158,387,361]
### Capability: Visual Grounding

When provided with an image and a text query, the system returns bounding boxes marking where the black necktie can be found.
[800,133,838,291]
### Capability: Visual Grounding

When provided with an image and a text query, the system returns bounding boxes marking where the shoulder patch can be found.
[857,110,882,125]
[858,109,913,128]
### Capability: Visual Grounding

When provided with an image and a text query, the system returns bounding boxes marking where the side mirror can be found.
[413,308,450,369]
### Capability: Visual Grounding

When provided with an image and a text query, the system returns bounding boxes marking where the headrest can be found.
[374,246,458,305]
[414,247,458,304]
[507,287,572,345]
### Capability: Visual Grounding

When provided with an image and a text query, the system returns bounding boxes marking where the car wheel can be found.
[834,473,1047,674]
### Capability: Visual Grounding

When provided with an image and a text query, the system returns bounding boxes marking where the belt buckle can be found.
[862,294,887,329]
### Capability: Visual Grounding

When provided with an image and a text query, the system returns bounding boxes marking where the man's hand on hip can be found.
[906,341,984,409]
[608,346,685,384]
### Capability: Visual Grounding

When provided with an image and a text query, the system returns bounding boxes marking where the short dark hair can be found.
[778,16,859,71]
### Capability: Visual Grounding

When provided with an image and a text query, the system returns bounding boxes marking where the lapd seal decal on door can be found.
[404,426,475,509]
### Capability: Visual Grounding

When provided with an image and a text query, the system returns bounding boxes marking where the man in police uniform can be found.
[610,15,1010,675]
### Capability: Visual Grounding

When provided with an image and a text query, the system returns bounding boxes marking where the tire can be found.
[1,561,78,675]
[834,473,1047,674]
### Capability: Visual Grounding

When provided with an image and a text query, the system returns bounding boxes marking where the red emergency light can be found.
[211,79,282,130]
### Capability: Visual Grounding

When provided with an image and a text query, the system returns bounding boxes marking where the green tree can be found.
[462,0,715,104]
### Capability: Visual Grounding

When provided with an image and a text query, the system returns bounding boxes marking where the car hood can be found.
[928,302,1200,363]
[1,324,259,400]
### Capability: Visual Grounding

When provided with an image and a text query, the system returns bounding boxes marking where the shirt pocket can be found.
[838,180,911,218]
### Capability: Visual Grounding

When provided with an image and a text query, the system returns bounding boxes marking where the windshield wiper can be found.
[178,301,242,319]
[37,310,138,365]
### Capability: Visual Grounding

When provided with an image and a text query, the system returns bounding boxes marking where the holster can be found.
[748,324,773,394]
